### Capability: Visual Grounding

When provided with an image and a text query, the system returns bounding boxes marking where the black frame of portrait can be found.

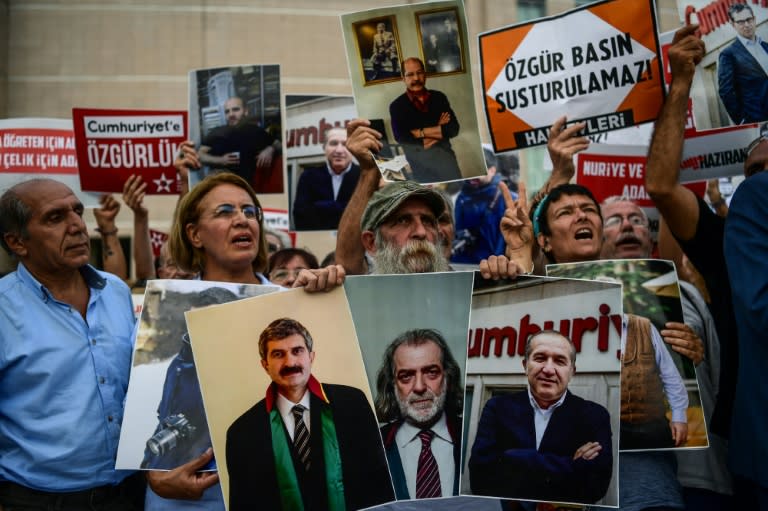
[352,15,403,86]
[415,6,465,77]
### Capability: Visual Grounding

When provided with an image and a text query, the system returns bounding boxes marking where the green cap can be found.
[361,181,447,232]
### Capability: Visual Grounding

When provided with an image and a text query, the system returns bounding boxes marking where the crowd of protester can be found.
[1,22,766,511]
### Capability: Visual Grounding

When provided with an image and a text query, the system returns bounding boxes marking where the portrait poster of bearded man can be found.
[345,271,473,500]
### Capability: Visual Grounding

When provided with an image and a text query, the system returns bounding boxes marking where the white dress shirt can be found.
[276,390,311,440]
[527,387,568,449]
[327,163,352,200]
[395,413,455,498]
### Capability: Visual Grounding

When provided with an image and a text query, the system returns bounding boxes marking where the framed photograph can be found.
[352,16,402,86]
[416,6,465,76]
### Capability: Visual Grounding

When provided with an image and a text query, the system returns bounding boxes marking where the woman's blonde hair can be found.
[169,172,268,275]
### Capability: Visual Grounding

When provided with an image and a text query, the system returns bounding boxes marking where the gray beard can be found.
[396,379,448,427]
[372,233,450,275]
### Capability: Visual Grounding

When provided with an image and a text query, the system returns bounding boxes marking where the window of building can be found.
[517,0,546,21]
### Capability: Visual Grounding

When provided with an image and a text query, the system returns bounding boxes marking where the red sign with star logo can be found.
[72,108,187,194]
[149,228,169,258]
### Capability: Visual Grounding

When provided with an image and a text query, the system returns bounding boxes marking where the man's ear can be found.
[361,230,377,253]
[309,351,316,364]
[522,358,527,372]
[537,233,549,252]
[261,358,268,372]
[186,223,203,249]
[3,232,27,258]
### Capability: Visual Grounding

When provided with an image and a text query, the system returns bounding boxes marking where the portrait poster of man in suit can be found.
[463,276,622,507]
[717,3,768,125]
[186,287,395,511]
[681,1,768,130]
[345,272,474,502]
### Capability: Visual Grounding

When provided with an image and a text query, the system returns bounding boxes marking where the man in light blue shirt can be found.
[0,179,140,510]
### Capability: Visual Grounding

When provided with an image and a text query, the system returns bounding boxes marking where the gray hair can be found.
[524,330,577,366]
[0,180,41,256]
[600,195,649,223]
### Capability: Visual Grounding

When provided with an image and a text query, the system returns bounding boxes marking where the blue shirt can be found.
[0,263,135,491]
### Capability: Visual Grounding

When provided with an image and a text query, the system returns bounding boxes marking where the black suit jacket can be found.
[226,383,394,511]
[292,164,361,230]
[718,38,768,124]
[469,390,612,504]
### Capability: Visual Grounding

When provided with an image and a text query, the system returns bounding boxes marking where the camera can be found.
[146,413,197,456]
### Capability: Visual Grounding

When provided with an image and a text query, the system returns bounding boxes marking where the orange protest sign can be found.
[479,0,664,151]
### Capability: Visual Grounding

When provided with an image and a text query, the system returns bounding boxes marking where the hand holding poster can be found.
[479,0,664,151]
[72,108,187,195]
[546,259,710,452]
[340,0,486,185]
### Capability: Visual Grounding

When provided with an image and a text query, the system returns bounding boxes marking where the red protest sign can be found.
[72,108,187,194]
[149,229,169,258]
[576,144,707,241]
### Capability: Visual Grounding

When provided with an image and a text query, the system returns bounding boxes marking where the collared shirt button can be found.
[91,339,97,345]
[99,376,106,384]
[108,415,114,422]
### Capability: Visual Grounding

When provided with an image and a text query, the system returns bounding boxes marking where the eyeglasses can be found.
[206,203,263,222]
[733,16,755,25]
[745,132,768,176]
[604,214,648,229]
[747,132,768,155]
[269,267,307,283]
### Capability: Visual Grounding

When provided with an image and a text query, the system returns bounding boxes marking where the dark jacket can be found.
[717,38,768,124]
[469,390,612,504]
[292,164,360,230]
[389,89,462,183]
[226,381,394,511]
[452,174,509,264]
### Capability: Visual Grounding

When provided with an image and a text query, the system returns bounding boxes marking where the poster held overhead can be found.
[72,108,187,195]
[479,0,665,151]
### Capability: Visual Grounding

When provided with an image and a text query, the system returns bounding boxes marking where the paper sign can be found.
[72,108,187,195]
[0,118,99,207]
[479,0,664,150]
[576,144,707,241]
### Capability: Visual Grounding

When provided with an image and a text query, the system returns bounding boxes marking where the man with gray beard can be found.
[375,329,464,500]
[360,180,451,275]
